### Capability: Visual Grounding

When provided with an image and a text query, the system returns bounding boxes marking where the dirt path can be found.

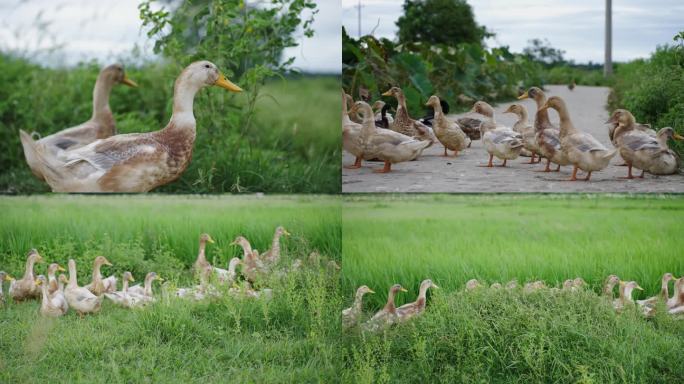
[342,85,684,193]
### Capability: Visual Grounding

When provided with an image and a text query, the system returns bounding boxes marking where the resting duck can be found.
[65,259,102,316]
[363,284,407,332]
[382,87,434,143]
[127,272,163,303]
[356,101,431,173]
[372,100,394,128]
[35,275,68,317]
[667,277,684,315]
[261,226,290,266]
[20,64,137,181]
[231,236,266,282]
[505,280,519,290]
[104,271,142,308]
[503,103,540,163]
[46,263,66,295]
[342,90,365,169]
[9,249,44,301]
[636,273,676,308]
[602,275,620,299]
[21,61,242,192]
[541,96,617,181]
[84,256,116,296]
[465,279,483,290]
[613,281,642,313]
[608,110,683,177]
[0,272,15,303]
[425,96,470,157]
[523,280,547,292]
[472,101,523,167]
[518,87,571,172]
[396,279,439,322]
[176,265,219,300]
[342,285,375,329]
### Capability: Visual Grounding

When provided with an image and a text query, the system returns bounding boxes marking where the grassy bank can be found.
[0,55,340,193]
[0,195,343,382]
[341,194,684,382]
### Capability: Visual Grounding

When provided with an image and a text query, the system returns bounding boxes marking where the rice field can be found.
[340,194,684,383]
[0,195,342,383]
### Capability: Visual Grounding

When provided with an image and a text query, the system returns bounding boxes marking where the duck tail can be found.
[602,148,618,160]
[19,129,46,181]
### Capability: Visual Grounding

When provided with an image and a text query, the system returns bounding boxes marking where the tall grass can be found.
[0,195,343,382]
[341,194,684,383]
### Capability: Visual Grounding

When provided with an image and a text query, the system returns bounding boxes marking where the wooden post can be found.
[604,0,612,76]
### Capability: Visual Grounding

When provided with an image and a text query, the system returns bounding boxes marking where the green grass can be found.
[0,54,340,193]
[341,194,684,383]
[0,195,343,383]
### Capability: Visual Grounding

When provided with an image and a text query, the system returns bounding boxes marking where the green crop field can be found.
[0,195,343,383]
[341,194,684,383]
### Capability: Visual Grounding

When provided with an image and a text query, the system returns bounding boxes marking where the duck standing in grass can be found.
[668,277,684,315]
[65,259,102,316]
[84,256,116,296]
[342,285,375,329]
[613,281,643,313]
[20,64,138,181]
[504,103,540,163]
[603,275,620,299]
[231,236,266,282]
[0,272,15,304]
[541,96,617,181]
[9,249,44,301]
[261,226,290,266]
[472,101,523,167]
[35,275,68,317]
[46,263,66,295]
[127,272,163,303]
[21,61,242,192]
[425,96,470,157]
[104,272,142,308]
[635,273,676,309]
[356,101,431,173]
[518,87,571,172]
[396,279,439,322]
[363,284,407,332]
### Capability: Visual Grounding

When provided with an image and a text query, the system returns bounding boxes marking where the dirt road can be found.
[342,85,684,193]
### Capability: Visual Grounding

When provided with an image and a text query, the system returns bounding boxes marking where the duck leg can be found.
[619,164,635,179]
[536,158,553,172]
[373,161,392,173]
[452,150,459,157]
[443,147,448,157]
[568,166,579,181]
[344,157,362,169]
[498,159,508,167]
[584,171,592,181]
[525,153,537,164]
[638,170,645,178]
[478,155,494,168]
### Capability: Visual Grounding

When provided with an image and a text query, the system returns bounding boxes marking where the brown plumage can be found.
[9,249,44,301]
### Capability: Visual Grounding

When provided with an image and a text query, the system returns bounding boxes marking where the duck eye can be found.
[204,64,210,69]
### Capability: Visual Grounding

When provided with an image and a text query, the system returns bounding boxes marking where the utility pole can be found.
[357,0,362,38]
[604,0,612,76]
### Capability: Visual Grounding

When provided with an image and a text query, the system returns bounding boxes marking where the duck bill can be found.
[503,106,514,114]
[517,91,529,100]
[673,133,684,141]
[400,287,408,292]
[283,230,291,236]
[215,73,243,92]
[381,90,392,97]
[432,284,440,289]
[57,265,66,272]
[121,75,138,88]
[156,277,164,282]
[207,236,215,244]
[367,289,375,294]
[539,103,550,112]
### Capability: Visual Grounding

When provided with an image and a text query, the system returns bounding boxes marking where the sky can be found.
[0,0,341,73]
[341,0,684,63]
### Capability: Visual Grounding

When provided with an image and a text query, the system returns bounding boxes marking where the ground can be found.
[342,85,684,193]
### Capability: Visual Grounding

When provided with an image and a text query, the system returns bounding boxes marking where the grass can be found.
[0,195,343,383]
[341,194,684,383]
[0,54,341,194]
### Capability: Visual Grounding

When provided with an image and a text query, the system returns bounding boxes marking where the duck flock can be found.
[344,273,684,332]
[0,226,339,317]
[343,86,682,179]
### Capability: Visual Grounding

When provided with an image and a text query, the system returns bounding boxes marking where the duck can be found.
[396,279,439,322]
[342,90,366,169]
[21,61,243,192]
[193,233,225,278]
[425,96,470,157]
[35,275,68,317]
[541,96,617,181]
[472,101,523,167]
[568,80,576,91]
[64,259,102,316]
[518,87,571,172]
[372,100,394,128]
[342,285,375,329]
[613,281,642,313]
[602,274,620,299]
[83,256,116,296]
[465,279,483,291]
[381,87,435,143]
[667,277,684,315]
[608,117,656,147]
[231,236,266,282]
[345,93,363,124]
[636,273,677,308]
[176,265,219,301]
[20,64,138,181]
[490,282,503,289]
[0,271,15,303]
[523,280,547,292]
[56,274,70,313]
[572,277,587,290]
[505,280,519,290]
[261,226,291,266]
[363,284,407,332]
[503,103,540,163]
[420,98,481,142]
[105,272,145,308]
[610,112,682,177]
[356,101,431,173]
[127,272,163,303]
[46,263,66,295]
[9,249,44,301]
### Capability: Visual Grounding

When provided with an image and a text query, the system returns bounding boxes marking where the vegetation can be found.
[0,195,343,383]
[396,0,488,46]
[0,0,340,194]
[341,194,684,382]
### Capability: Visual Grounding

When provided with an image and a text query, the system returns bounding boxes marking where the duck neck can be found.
[169,75,201,129]
[534,96,550,132]
[144,276,154,296]
[240,242,253,258]
[603,281,616,297]
[661,278,670,300]
[92,76,115,122]
[271,233,282,258]
[92,262,103,282]
[197,240,208,264]
[24,256,37,280]
[623,286,634,303]
[40,283,49,306]
[361,106,376,137]
[383,289,397,313]
[353,291,366,312]
[517,109,528,125]
[415,285,429,308]
[656,133,671,149]
[68,263,78,288]
[341,92,352,125]
[555,106,577,137]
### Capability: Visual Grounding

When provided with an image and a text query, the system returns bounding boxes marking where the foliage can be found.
[396,0,488,46]
[609,31,684,155]
[342,28,544,117]
[523,38,566,66]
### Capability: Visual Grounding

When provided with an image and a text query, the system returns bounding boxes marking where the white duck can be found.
[35,275,68,317]
[21,61,242,192]
[64,259,102,316]
[342,285,375,329]
[84,256,116,296]
[472,101,524,167]
[127,272,163,303]
[104,271,145,308]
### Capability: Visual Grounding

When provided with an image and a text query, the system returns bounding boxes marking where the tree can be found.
[396,0,488,46]
[523,39,566,66]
